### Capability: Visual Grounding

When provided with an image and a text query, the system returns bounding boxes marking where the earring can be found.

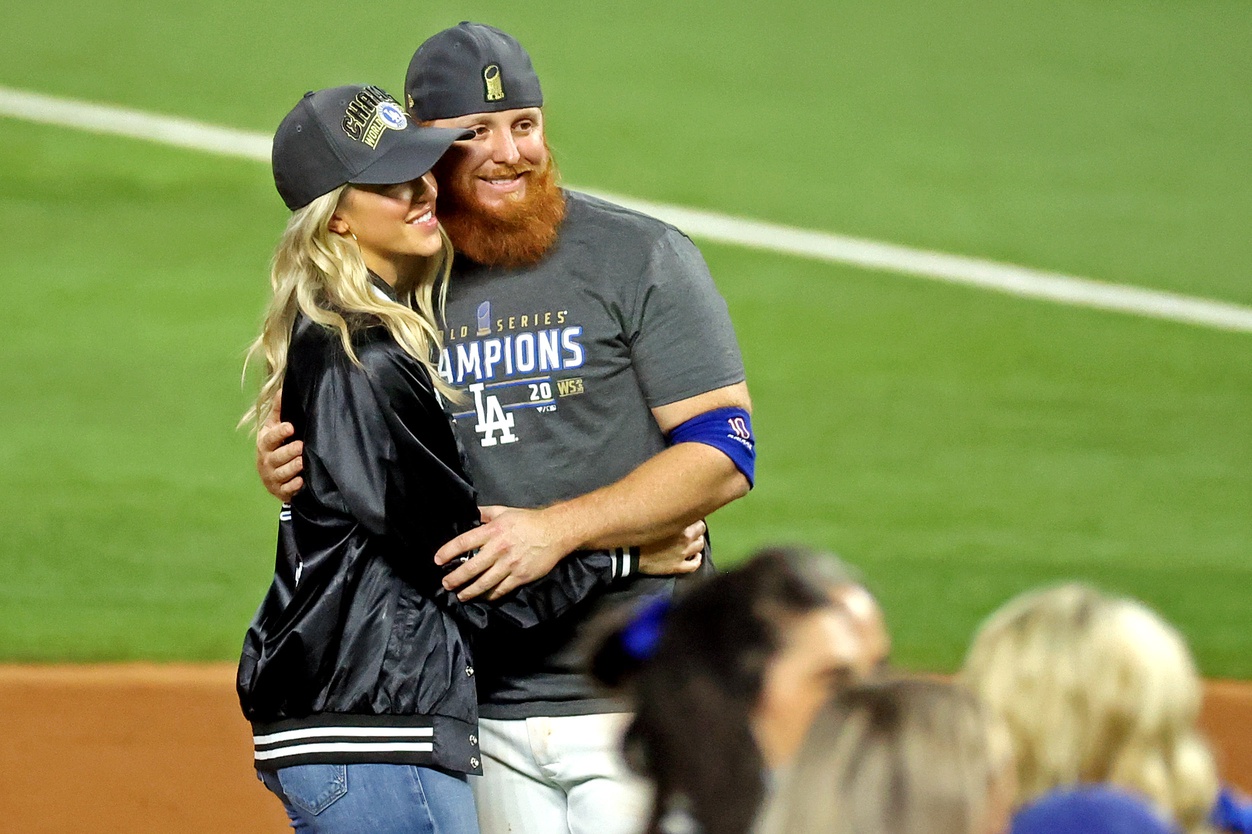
[348,231,358,242]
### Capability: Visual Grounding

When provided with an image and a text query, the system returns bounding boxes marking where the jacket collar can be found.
[368,272,398,302]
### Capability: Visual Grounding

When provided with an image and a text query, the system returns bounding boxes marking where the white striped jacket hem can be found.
[249,714,481,774]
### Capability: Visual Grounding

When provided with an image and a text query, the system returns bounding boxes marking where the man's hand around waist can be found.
[435,509,707,601]
[435,506,572,601]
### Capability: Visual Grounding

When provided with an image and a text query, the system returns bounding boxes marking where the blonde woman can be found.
[237,85,699,834]
[960,584,1220,834]
[759,677,1015,834]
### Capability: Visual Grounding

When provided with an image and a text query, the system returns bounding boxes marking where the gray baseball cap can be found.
[272,84,473,211]
[405,22,544,120]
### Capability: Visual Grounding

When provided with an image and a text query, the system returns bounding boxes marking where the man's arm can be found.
[434,381,752,600]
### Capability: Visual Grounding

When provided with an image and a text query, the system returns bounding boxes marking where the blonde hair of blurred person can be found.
[242,183,455,430]
[960,583,1219,834]
[760,677,1015,834]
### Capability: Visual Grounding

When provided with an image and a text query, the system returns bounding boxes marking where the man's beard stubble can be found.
[435,154,566,269]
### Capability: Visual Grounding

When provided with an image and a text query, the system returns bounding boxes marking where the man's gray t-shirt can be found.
[438,190,745,718]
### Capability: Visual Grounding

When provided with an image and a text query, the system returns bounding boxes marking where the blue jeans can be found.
[259,763,480,834]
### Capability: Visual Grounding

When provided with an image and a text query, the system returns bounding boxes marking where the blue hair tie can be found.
[621,594,672,661]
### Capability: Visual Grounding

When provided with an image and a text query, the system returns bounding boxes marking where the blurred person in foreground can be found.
[588,546,887,834]
[961,583,1249,834]
[236,84,702,834]
[801,550,891,679]
[257,21,755,834]
[758,677,1016,834]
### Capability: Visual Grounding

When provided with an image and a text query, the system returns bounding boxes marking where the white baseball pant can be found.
[471,713,651,834]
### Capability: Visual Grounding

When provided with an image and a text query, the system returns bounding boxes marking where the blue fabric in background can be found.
[1011,786,1180,834]
[1214,787,1252,834]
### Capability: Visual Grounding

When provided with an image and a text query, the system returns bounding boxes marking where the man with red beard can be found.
[259,21,754,834]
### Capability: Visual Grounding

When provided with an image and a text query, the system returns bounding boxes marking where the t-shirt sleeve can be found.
[628,227,746,408]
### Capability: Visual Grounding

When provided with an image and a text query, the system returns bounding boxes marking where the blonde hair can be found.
[760,677,1012,834]
[242,185,455,430]
[960,583,1218,833]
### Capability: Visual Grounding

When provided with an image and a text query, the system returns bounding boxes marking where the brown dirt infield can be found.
[1,664,1249,833]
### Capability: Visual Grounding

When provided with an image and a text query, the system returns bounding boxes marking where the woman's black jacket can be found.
[237,304,629,775]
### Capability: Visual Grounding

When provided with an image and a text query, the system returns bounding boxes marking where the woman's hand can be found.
[637,520,706,576]
[257,391,304,502]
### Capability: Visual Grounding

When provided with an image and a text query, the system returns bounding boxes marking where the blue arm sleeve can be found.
[666,406,756,488]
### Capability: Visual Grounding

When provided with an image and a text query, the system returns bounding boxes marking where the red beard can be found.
[435,154,567,268]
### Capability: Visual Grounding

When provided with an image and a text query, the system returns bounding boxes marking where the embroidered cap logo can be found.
[341,86,408,148]
[483,64,505,102]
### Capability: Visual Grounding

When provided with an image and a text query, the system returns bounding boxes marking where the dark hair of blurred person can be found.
[758,677,1015,834]
[587,546,868,834]
[960,583,1221,834]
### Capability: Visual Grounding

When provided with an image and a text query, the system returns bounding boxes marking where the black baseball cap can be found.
[405,22,544,120]
[272,84,473,211]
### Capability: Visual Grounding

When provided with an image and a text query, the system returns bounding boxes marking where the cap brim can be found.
[349,125,473,187]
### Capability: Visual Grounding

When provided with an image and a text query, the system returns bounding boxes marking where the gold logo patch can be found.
[484,64,505,102]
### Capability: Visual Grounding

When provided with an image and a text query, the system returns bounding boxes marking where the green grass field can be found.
[1,1,1248,674]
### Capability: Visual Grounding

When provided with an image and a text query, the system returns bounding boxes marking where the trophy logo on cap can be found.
[483,64,506,102]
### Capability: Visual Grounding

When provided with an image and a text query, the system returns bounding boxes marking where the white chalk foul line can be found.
[581,191,1252,333]
[3,85,1250,334]
[0,87,272,162]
